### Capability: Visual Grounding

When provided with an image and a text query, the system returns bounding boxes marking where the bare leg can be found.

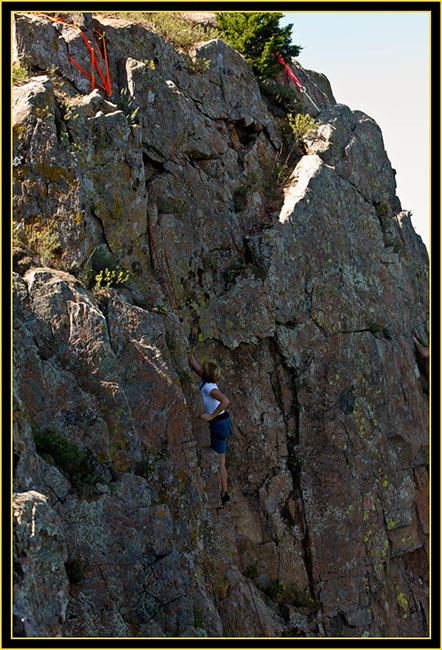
[219,453,228,495]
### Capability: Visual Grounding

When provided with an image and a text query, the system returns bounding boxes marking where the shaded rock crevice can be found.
[268,340,318,612]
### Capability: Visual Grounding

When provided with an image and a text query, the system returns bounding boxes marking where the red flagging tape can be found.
[38,13,111,97]
[274,52,304,90]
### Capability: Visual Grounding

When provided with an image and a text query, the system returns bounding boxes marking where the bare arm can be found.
[188,353,203,377]
[413,336,430,358]
[200,388,230,421]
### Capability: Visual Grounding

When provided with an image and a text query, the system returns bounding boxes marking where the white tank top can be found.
[200,381,225,415]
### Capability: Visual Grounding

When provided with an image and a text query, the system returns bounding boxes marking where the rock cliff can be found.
[12,12,429,639]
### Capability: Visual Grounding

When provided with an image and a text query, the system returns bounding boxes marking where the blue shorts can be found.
[210,414,232,454]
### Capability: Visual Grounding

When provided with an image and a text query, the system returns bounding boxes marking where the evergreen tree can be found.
[215,12,301,80]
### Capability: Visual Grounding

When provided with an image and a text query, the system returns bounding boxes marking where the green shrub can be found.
[15,221,61,266]
[287,112,317,147]
[215,12,301,80]
[13,63,32,85]
[32,425,97,491]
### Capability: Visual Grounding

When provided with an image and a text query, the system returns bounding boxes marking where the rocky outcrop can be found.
[13,491,70,637]
[12,12,429,638]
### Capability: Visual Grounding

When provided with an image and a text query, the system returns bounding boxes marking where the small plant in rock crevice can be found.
[32,424,98,495]
[152,304,168,315]
[288,455,304,473]
[183,54,211,74]
[263,154,292,199]
[233,171,260,212]
[290,588,321,611]
[12,62,33,85]
[14,220,62,266]
[94,268,130,291]
[90,267,130,304]
[264,113,317,198]
[265,579,287,601]
[117,88,140,125]
[134,459,156,481]
[287,113,317,148]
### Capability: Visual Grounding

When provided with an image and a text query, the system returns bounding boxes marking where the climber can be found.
[413,331,429,392]
[188,353,232,508]
[413,331,429,363]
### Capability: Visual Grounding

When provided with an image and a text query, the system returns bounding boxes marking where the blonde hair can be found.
[202,360,221,383]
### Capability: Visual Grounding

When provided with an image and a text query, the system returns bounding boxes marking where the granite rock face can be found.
[13,491,70,637]
[12,12,429,639]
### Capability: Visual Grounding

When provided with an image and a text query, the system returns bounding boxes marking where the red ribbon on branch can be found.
[274,52,304,89]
